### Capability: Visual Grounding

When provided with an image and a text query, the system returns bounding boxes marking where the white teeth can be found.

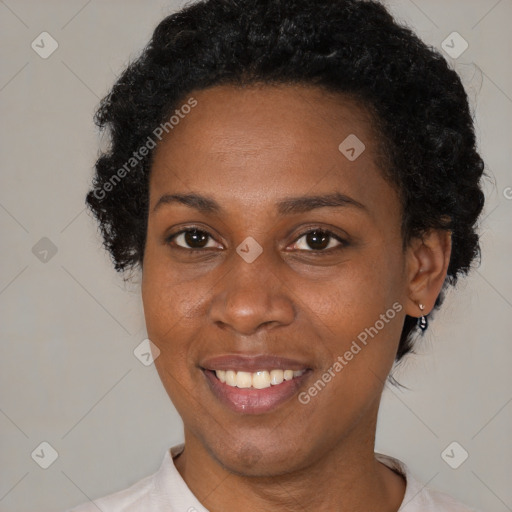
[252,371,271,389]
[270,369,284,385]
[214,369,306,388]
[225,370,237,386]
[284,370,294,381]
[235,371,252,388]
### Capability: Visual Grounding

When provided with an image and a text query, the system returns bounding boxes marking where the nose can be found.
[209,250,295,336]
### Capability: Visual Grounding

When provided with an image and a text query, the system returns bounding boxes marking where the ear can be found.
[404,229,452,318]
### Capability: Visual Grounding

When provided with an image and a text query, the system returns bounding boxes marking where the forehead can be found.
[152,83,376,158]
[149,83,395,219]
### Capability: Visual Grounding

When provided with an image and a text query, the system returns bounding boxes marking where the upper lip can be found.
[200,354,312,372]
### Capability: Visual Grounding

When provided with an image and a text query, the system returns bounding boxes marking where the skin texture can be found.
[141,84,452,512]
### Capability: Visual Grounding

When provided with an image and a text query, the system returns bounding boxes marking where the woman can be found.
[72,0,485,510]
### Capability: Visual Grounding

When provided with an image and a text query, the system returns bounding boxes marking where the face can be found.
[142,84,411,476]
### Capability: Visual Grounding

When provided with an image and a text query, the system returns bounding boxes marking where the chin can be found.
[203,432,311,478]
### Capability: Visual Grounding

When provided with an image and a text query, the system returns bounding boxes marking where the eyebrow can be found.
[152,192,367,215]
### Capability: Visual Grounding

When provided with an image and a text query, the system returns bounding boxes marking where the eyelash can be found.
[165,226,348,254]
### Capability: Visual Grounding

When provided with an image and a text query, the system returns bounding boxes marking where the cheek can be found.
[303,257,403,333]
[142,240,206,332]
[142,263,202,415]
[142,275,199,368]
[141,250,216,406]
[294,254,405,389]
[295,276,403,421]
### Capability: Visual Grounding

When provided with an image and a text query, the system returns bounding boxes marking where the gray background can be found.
[0,0,511,511]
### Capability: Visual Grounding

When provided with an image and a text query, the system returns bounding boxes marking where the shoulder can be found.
[65,472,156,512]
[64,446,180,512]
[375,453,480,512]
[407,484,480,512]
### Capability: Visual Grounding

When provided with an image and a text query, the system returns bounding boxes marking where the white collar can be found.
[147,444,475,512]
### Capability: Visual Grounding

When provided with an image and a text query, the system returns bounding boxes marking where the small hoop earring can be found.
[418,303,427,331]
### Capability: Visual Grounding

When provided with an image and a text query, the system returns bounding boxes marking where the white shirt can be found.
[68,444,479,511]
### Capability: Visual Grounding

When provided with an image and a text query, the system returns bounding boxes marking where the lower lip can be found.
[203,369,311,414]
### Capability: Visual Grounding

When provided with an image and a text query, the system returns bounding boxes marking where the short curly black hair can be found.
[86,0,485,362]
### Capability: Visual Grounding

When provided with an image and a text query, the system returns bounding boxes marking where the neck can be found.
[173,407,406,512]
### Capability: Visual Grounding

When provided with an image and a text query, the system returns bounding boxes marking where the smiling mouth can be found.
[201,367,312,414]
[213,369,306,389]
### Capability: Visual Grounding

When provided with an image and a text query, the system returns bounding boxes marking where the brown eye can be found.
[292,229,345,252]
[167,228,220,251]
